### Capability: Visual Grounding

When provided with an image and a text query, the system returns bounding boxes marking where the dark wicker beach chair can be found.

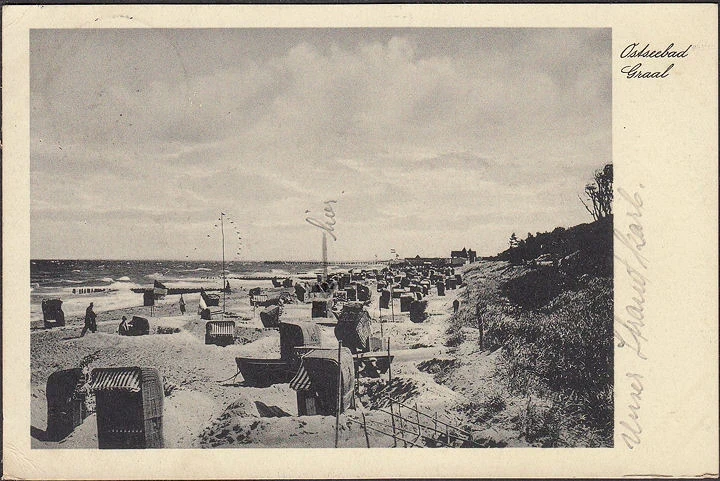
[259,306,281,328]
[400,295,414,313]
[42,298,66,329]
[334,302,371,354]
[90,367,164,449]
[311,299,333,318]
[46,368,88,441]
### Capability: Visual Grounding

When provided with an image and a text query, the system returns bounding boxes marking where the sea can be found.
[30,259,371,322]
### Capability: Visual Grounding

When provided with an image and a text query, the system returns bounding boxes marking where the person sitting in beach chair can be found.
[118,316,129,335]
[80,302,97,337]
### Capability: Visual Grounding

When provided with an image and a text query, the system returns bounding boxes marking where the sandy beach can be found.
[31,272,482,449]
[31,258,613,449]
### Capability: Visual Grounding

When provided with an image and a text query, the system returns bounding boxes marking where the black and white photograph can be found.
[27,27,613,449]
[2,4,717,479]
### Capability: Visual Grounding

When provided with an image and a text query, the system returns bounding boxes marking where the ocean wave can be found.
[99,277,114,283]
[181,267,212,272]
[106,280,141,290]
[116,276,131,281]
[145,272,165,280]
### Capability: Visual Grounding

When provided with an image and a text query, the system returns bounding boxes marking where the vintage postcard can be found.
[2,4,717,479]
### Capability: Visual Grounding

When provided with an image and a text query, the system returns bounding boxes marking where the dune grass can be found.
[447,262,613,447]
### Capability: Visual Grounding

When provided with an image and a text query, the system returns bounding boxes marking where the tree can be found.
[509,232,519,248]
[579,164,613,220]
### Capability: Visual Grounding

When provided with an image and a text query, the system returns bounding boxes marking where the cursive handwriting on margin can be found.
[619,42,692,79]
[614,185,648,450]
[620,372,645,449]
[305,200,338,241]
[614,186,648,360]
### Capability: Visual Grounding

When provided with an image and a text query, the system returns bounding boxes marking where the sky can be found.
[30,28,611,261]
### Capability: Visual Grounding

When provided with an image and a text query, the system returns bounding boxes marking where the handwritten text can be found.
[305,200,338,241]
[614,185,648,450]
[620,372,645,449]
[620,42,692,79]
[614,186,648,360]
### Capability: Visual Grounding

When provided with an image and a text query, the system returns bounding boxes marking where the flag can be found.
[289,362,312,391]
[153,280,168,298]
[199,288,208,311]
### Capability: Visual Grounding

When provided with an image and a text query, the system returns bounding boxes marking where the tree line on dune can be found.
[493,163,613,279]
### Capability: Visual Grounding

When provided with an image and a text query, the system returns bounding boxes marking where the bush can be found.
[444,327,466,347]
[502,268,579,310]
[156,326,180,334]
[521,398,561,446]
[483,392,506,415]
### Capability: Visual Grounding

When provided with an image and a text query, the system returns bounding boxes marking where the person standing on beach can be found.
[453,299,460,313]
[476,302,484,349]
[179,294,186,315]
[80,302,97,336]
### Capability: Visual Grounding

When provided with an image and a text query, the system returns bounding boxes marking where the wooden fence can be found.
[346,396,480,448]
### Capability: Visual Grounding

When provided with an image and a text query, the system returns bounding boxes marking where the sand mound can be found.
[200,414,374,448]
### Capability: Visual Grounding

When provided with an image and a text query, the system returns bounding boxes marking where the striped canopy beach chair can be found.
[90,367,164,449]
[290,347,355,416]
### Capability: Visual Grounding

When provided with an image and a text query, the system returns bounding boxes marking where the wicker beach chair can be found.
[90,367,164,449]
[205,320,236,346]
[290,347,355,416]
[334,302,371,354]
[46,368,88,441]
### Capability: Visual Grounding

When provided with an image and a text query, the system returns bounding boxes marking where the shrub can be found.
[483,392,506,415]
[444,327,466,347]
[521,398,561,446]
[156,326,180,334]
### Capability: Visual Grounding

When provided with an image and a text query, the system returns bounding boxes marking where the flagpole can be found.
[390,249,396,323]
[221,212,226,316]
[322,232,328,281]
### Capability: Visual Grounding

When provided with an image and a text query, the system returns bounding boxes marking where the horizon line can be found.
[29,258,405,263]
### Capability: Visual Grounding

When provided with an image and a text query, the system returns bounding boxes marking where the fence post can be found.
[362,413,370,448]
[398,404,407,447]
[389,403,398,447]
[476,303,484,349]
[387,338,392,383]
[334,341,343,448]
[415,402,421,437]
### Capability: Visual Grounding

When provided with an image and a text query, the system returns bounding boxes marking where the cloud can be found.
[30,28,611,260]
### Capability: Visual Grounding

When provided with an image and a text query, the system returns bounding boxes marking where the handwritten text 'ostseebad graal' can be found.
[620,42,692,79]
